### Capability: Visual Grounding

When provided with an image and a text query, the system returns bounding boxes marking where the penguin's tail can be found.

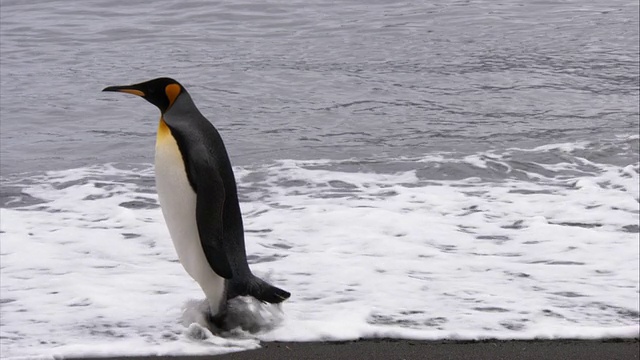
[228,276,291,304]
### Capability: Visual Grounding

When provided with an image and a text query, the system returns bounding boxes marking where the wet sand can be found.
[77,338,639,360]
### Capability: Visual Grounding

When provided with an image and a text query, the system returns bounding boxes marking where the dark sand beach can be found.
[77,338,639,360]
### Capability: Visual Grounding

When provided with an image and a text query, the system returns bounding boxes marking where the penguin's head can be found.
[103,77,184,113]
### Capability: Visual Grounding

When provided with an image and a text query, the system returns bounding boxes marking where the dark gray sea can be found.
[1,1,638,358]
[1,0,638,176]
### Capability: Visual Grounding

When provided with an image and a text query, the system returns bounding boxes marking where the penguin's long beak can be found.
[102,85,145,97]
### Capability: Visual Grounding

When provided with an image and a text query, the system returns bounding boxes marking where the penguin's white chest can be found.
[154,136,199,274]
[154,120,225,312]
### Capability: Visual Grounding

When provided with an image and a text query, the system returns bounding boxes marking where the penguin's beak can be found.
[102,85,145,97]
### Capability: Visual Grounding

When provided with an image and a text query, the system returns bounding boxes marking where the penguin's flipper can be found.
[195,170,234,279]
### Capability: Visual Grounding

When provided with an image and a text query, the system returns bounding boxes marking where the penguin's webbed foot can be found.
[206,309,228,331]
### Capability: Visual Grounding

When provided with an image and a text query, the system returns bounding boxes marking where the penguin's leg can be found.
[206,283,229,331]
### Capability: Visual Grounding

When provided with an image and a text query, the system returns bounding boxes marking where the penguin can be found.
[103,77,290,328]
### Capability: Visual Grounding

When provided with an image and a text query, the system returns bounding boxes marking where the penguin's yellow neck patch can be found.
[157,117,171,143]
[165,84,181,108]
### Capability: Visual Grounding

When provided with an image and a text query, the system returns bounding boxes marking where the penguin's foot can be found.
[206,309,228,331]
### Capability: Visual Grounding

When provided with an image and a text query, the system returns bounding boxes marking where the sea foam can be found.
[1,143,638,358]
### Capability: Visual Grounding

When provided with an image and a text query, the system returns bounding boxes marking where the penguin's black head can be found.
[103,77,184,113]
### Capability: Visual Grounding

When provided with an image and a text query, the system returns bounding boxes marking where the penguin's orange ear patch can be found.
[165,84,181,107]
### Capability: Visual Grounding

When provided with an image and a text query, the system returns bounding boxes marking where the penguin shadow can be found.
[181,296,284,340]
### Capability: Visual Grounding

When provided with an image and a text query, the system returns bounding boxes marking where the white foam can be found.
[525,141,591,153]
[1,142,638,358]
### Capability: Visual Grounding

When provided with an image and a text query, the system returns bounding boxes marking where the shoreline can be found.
[68,338,639,360]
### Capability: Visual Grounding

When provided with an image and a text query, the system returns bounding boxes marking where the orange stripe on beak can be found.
[117,89,145,97]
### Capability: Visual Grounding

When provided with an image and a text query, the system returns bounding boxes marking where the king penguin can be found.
[103,77,290,328]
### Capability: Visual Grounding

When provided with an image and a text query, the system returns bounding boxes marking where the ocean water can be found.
[1,0,639,358]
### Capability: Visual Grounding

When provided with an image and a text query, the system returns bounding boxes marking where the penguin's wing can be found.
[194,166,234,279]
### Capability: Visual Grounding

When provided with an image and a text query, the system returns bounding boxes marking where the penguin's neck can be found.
[156,117,173,146]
